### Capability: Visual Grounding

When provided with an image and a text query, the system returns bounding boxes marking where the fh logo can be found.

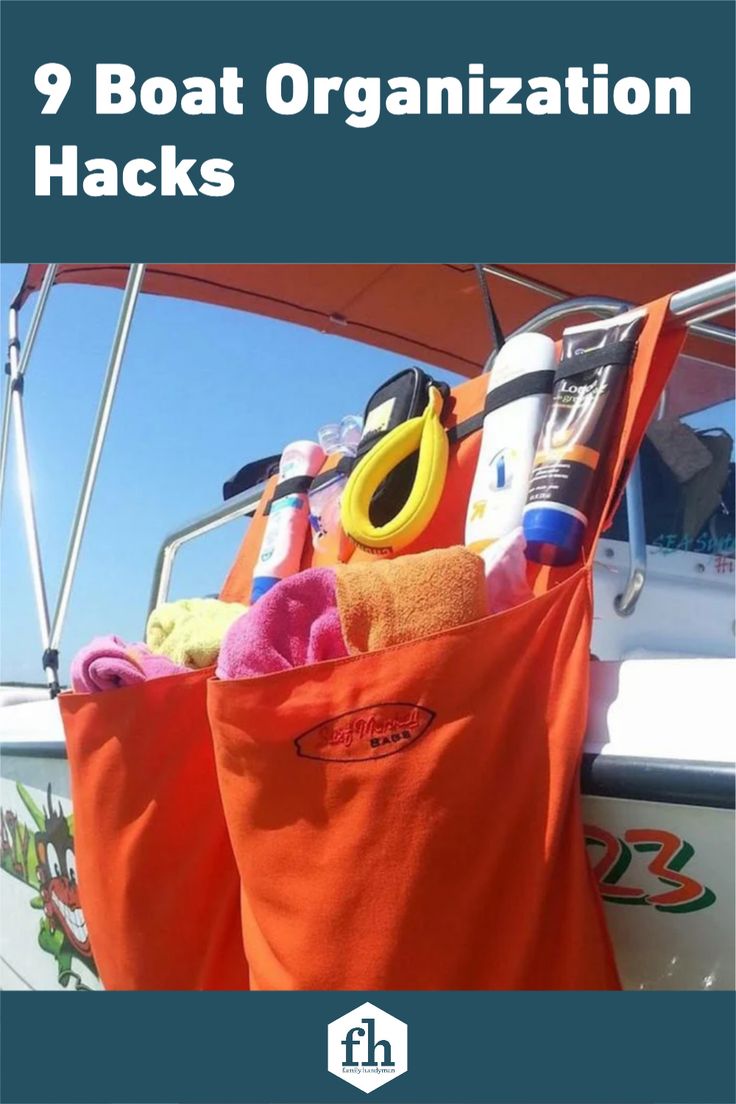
[328,1002,408,1093]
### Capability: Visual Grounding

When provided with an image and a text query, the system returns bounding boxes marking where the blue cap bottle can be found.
[523,506,586,566]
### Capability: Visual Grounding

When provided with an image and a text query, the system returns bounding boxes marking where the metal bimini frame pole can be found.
[482,265,736,349]
[5,310,53,683]
[0,264,58,518]
[44,264,146,689]
[2,265,60,687]
[2,263,146,695]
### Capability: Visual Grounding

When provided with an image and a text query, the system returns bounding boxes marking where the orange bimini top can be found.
[15,262,732,376]
[206,295,686,991]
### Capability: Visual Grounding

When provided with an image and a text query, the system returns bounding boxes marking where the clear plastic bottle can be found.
[308,416,363,549]
[339,414,363,455]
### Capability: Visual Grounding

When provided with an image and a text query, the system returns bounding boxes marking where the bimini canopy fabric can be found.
[15,264,734,413]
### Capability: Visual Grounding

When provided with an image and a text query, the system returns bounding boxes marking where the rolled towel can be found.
[70,635,189,694]
[146,598,248,669]
[335,546,487,655]
[217,568,347,680]
[479,527,534,614]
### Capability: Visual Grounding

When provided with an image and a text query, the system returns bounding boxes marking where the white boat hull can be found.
[2,766,732,993]
[2,656,734,991]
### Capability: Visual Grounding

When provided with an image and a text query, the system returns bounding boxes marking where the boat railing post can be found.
[614,455,647,617]
[46,263,146,689]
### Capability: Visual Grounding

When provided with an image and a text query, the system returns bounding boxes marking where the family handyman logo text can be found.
[327,1002,408,1093]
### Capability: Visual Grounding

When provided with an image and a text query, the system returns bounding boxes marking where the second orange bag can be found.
[60,669,249,990]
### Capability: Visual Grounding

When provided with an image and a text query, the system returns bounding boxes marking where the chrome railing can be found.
[147,483,266,621]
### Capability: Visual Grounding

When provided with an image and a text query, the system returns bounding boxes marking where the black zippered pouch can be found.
[356,367,449,526]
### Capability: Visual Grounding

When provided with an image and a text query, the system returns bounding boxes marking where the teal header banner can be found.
[2,991,735,1103]
[1,0,734,260]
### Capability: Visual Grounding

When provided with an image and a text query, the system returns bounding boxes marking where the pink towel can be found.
[217,568,347,680]
[480,528,534,615]
[70,635,190,694]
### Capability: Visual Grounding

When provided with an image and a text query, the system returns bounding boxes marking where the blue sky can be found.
[0,263,458,685]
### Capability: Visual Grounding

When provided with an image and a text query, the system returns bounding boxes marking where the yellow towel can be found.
[335,547,487,655]
[146,598,248,669]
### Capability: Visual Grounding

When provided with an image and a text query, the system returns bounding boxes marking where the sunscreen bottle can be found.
[465,333,556,553]
[523,309,645,565]
[250,440,326,602]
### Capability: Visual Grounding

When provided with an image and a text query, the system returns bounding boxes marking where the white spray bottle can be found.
[465,332,556,553]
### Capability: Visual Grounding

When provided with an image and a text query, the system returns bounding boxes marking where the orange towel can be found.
[335,546,487,654]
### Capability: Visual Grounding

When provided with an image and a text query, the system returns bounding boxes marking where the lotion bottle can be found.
[465,332,556,553]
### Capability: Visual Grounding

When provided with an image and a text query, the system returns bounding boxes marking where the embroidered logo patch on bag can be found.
[295,703,435,763]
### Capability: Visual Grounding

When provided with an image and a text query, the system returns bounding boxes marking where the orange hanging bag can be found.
[208,297,685,990]
[59,668,249,990]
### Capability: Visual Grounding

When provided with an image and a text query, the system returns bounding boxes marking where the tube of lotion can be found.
[523,309,646,566]
[250,440,326,602]
[465,332,556,553]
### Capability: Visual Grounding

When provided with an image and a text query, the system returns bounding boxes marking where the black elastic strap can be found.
[557,338,637,380]
[264,475,314,514]
[305,463,353,494]
[448,370,556,444]
[264,410,494,510]
[307,457,357,492]
[447,410,484,445]
[273,475,314,498]
[264,462,358,514]
[483,370,555,418]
